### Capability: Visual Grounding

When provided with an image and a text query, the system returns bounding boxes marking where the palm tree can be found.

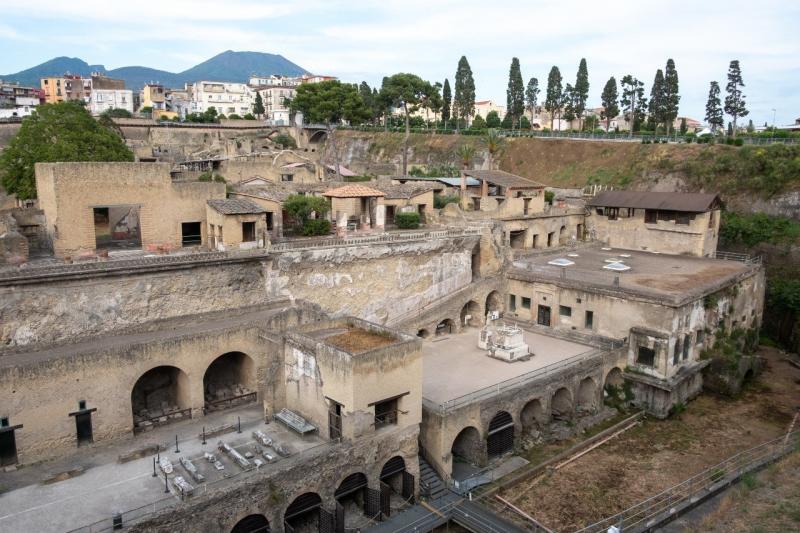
[456,143,476,170]
[484,128,504,170]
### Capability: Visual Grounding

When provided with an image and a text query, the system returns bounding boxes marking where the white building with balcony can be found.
[89,89,134,115]
[189,81,253,116]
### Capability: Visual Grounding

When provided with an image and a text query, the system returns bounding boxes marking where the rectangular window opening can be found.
[559,305,572,317]
[181,222,202,246]
[374,398,399,429]
[242,221,256,243]
[521,297,531,309]
[509,294,517,312]
[637,346,656,367]
[585,310,594,329]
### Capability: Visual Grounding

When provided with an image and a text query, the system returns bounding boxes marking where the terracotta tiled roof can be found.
[207,198,267,215]
[323,184,386,198]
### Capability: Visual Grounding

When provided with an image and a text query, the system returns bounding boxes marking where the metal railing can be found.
[270,227,483,252]
[426,347,605,414]
[576,430,800,532]
[202,392,257,414]
[713,250,763,265]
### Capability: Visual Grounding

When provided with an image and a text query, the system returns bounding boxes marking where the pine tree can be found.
[600,77,619,133]
[747,119,754,133]
[252,92,265,118]
[704,81,724,133]
[441,78,452,126]
[525,77,539,127]
[574,58,589,131]
[562,84,576,124]
[649,69,665,134]
[544,66,563,130]
[453,56,475,132]
[663,59,680,135]
[724,60,748,139]
[358,82,375,122]
[506,57,525,128]
[679,118,687,135]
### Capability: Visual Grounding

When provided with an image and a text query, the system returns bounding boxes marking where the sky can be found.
[1,0,798,125]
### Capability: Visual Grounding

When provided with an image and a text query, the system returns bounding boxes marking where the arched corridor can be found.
[485,290,503,318]
[451,426,483,475]
[203,352,256,413]
[335,472,375,525]
[131,365,190,432]
[520,398,546,434]
[551,387,573,420]
[231,514,270,533]
[486,411,514,458]
[460,300,481,329]
[284,492,323,532]
[417,329,430,338]
[435,318,454,336]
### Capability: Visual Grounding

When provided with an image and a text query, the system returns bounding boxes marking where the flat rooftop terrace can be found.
[509,246,756,302]
[422,328,594,408]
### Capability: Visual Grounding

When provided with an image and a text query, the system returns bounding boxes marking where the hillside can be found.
[332,131,800,218]
[1,50,307,89]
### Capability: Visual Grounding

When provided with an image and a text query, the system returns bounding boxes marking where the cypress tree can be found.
[544,66,563,131]
[724,60,748,138]
[506,57,525,128]
[600,77,619,132]
[525,77,539,127]
[620,75,645,137]
[704,81,724,133]
[253,92,265,118]
[453,56,475,132]
[441,78,452,126]
[562,84,576,124]
[648,69,665,134]
[574,58,589,131]
[663,59,680,135]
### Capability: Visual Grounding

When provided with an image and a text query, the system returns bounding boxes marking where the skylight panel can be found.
[603,262,631,272]
[548,258,575,267]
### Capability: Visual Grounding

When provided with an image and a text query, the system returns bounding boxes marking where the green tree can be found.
[101,108,133,119]
[500,113,513,129]
[484,128,504,169]
[290,80,370,180]
[253,92,265,118]
[456,143,475,170]
[621,75,646,136]
[679,117,687,135]
[453,56,476,132]
[705,81,724,133]
[562,84,576,123]
[520,116,531,129]
[358,81,375,122]
[747,119,755,133]
[544,66,563,131]
[724,60,748,138]
[471,114,487,130]
[485,110,501,128]
[525,77,540,127]
[648,69,665,134]
[600,77,619,132]
[663,59,680,135]
[573,58,590,130]
[441,78,452,126]
[506,57,525,128]
[0,102,134,199]
[380,73,437,175]
[283,194,330,233]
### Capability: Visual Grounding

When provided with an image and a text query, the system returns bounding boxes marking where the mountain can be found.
[0,50,308,89]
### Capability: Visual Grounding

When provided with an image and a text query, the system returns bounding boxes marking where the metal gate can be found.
[365,487,381,521]
[380,482,391,518]
[487,411,514,457]
[319,508,335,533]
[335,502,344,533]
[402,471,415,503]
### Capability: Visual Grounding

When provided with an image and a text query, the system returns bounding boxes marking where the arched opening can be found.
[451,426,483,476]
[308,130,327,144]
[509,229,526,249]
[131,366,190,433]
[460,300,481,329]
[604,367,625,406]
[487,411,514,458]
[520,398,546,435]
[485,290,502,318]
[231,514,270,533]
[551,387,573,420]
[604,368,624,390]
[417,329,430,339]
[284,492,323,532]
[577,377,597,415]
[435,318,454,336]
[335,472,372,526]
[380,456,412,513]
[380,456,406,493]
[558,225,567,245]
[203,352,256,413]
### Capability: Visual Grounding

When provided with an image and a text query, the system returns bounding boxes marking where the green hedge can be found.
[302,219,331,236]
[395,212,420,229]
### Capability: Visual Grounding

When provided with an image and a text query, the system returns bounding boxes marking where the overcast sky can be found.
[2,0,798,124]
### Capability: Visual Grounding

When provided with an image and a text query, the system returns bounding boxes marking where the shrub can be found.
[302,219,331,236]
[343,175,372,182]
[734,138,744,146]
[544,190,555,204]
[227,114,242,120]
[434,194,460,209]
[272,133,297,149]
[395,212,420,229]
[243,113,256,120]
[283,194,330,230]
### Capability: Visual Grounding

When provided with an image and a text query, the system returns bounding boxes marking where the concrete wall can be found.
[586,208,720,257]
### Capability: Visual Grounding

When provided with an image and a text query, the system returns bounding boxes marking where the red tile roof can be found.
[322,184,386,198]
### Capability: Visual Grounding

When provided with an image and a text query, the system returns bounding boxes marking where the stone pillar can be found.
[337,212,348,237]
[374,204,385,231]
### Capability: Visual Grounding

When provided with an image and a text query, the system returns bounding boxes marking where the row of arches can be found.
[131,351,257,432]
[230,456,410,533]
[416,290,504,339]
[450,377,600,475]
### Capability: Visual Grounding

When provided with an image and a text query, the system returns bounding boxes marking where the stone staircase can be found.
[419,456,448,500]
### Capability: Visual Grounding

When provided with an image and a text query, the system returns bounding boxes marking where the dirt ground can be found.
[496,346,800,532]
[325,327,396,353]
